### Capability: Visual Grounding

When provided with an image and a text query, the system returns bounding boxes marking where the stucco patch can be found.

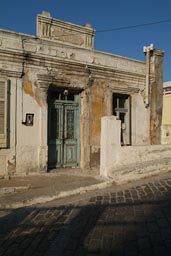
[22,70,34,97]
[22,72,44,106]
[34,81,43,106]
[90,85,106,146]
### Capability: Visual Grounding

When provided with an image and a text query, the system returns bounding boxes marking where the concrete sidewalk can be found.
[0,168,113,209]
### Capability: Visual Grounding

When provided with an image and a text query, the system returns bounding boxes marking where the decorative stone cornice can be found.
[37,74,70,90]
[37,12,95,49]
[0,69,22,78]
[153,49,165,57]
[0,46,146,89]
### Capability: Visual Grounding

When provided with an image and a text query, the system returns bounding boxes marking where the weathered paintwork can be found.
[0,12,164,176]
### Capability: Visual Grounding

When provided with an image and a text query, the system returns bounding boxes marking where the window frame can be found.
[0,79,10,148]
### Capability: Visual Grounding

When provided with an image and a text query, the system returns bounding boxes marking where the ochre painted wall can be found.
[161,93,171,144]
[89,83,107,167]
[162,94,171,125]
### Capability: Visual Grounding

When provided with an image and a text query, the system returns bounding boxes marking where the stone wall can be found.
[0,13,164,175]
[100,116,171,184]
[161,125,171,144]
[149,50,164,144]
[37,11,95,49]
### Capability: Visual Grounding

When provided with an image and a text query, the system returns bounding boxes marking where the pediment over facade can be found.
[37,11,95,49]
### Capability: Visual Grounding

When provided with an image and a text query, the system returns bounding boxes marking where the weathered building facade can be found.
[0,12,164,176]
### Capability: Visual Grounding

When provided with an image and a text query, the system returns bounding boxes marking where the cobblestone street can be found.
[0,174,171,256]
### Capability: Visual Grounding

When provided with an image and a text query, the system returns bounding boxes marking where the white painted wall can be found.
[100,116,121,176]
[15,78,42,173]
[0,73,48,176]
[131,92,150,145]
[100,116,171,184]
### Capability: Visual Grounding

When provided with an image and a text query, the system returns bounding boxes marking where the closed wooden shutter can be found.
[0,80,7,148]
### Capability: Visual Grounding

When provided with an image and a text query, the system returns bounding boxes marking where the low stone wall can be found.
[100,116,171,184]
[107,145,171,184]
[161,124,171,144]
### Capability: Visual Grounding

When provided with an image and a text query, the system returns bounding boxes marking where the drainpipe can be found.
[15,79,17,154]
[143,43,154,108]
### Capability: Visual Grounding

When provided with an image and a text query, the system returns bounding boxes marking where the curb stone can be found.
[0,180,113,209]
[0,186,30,195]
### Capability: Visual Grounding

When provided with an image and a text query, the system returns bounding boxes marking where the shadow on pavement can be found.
[0,181,171,256]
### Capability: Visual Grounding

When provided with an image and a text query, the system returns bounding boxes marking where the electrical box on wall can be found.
[22,113,34,126]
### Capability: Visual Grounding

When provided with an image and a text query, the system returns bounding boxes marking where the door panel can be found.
[48,100,80,168]
[48,104,63,167]
[63,103,79,167]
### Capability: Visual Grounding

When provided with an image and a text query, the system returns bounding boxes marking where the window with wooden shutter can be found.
[0,80,7,148]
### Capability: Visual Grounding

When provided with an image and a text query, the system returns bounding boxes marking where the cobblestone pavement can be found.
[0,174,171,256]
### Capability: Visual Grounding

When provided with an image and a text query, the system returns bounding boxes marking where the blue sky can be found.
[0,0,171,81]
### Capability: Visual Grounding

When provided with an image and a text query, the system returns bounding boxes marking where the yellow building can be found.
[162,82,171,144]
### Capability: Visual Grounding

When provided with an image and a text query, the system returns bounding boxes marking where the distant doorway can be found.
[48,88,80,169]
[113,93,131,145]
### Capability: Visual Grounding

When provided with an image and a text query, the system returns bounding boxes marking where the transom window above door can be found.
[48,88,78,102]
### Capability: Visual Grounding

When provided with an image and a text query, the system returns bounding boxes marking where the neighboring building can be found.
[162,81,171,144]
[0,12,164,176]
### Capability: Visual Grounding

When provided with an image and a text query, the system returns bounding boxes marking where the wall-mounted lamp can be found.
[63,89,69,96]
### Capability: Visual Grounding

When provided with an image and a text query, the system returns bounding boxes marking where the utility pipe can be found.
[143,43,154,108]
[145,49,150,108]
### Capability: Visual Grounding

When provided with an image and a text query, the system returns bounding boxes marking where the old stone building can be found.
[0,12,165,176]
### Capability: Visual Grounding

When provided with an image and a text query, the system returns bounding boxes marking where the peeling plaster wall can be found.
[131,92,150,145]
[1,13,164,175]
[0,65,46,175]
[16,76,42,174]
[89,81,150,168]
[150,50,164,145]
[89,82,107,168]
[80,89,91,169]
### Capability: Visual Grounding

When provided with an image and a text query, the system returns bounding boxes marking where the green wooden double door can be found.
[48,95,80,169]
